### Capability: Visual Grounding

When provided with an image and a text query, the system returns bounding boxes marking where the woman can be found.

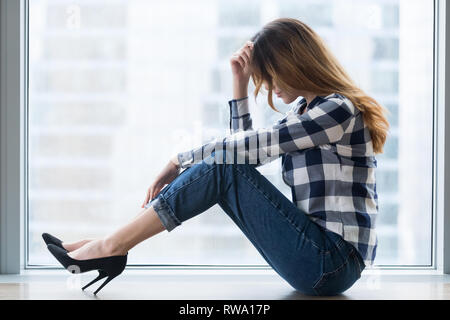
[44,17,389,296]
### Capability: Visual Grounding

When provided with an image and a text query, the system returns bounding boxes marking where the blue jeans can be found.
[145,154,365,296]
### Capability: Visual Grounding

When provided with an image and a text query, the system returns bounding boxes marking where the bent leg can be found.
[146,155,340,294]
[68,153,361,295]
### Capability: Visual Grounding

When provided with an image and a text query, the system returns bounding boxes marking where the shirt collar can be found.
[296,95,324,115]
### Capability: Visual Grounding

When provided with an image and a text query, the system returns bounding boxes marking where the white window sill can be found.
[5,266,449,279]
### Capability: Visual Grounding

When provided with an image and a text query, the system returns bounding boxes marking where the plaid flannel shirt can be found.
[177,93,378,266]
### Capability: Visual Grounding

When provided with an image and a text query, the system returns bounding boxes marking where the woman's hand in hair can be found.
[141,156,181,208]
[230,41,254,83]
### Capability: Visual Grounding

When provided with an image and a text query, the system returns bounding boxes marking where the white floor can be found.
[1,269,450,300]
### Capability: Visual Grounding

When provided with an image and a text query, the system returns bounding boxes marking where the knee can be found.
[211,162,258,181]
[206,151,258,169]
[203,152,260,180]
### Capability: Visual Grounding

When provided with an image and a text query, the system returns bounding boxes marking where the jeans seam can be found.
[219,196,283,276]
[234,165,330,255]
[312,248,354,294]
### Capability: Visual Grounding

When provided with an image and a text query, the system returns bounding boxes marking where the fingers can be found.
[242,41,253,60]
[244,40,254,49]
[231,50,250,70]
[239,43,253,69]
[231,53,244,69]
[142,159,180,208]
[142,187,151,208]
[149,183,164,203]
[152,184,165,200]
[244,41,254,57]
[233,54,246,69]
[243,46,252,59]
[240,49,250,65]
[231,41,254,70]
[151,188,157,201]
[240,43,253,64]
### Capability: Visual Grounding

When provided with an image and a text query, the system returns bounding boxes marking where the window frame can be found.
[0,0,448,272]
[0,0,27,273]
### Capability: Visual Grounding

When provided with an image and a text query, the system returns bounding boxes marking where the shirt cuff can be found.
[228,96,249,118]
[177,150,194,169]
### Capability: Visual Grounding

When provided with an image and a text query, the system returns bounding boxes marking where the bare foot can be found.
[68,239,126,260]
[61,239,94,252]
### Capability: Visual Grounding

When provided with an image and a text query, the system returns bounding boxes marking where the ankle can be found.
[102,237,127,256]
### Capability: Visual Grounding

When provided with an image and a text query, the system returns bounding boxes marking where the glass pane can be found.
[28,0,434,266]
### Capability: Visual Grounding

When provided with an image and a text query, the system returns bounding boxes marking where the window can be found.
[27,0,434,267]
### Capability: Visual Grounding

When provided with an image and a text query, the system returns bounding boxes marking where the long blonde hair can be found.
[249,18,390,154]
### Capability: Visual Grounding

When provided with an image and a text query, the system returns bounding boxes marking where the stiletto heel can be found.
[82,270,108,291]
[46,243,127,295]
[42,233,67,252]
[94,274,119,295]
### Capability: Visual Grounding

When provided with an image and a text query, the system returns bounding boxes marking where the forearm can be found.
[170,155,180,168]
[176,130,277,169]
[175,98,355,170]
[233,77,249,100]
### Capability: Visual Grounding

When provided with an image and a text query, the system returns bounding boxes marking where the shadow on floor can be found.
[280,289,350,300]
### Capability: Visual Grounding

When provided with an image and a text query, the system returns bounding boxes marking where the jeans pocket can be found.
[312,250,362,296]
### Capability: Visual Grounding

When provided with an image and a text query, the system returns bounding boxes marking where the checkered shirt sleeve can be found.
[177,96,355,169]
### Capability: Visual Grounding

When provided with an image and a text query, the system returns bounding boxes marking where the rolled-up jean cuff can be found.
[144,195,181,232]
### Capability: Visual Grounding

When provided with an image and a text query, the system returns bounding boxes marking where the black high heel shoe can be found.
[46,243,128,295]
[42,233,67,252]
